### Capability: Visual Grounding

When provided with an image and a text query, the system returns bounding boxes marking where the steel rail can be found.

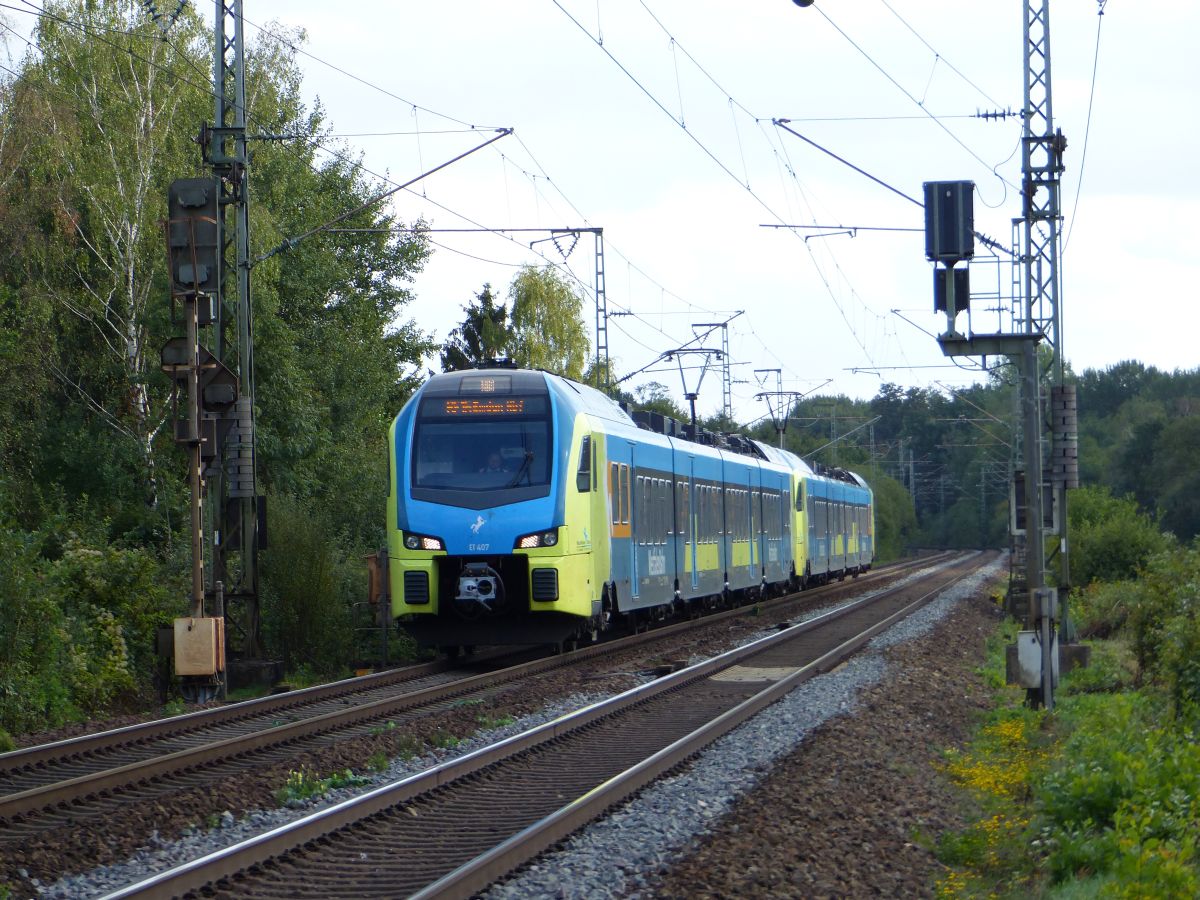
[99,552,986,900]
[2,553,940,781]
[0,554,945,826]
[417,552,987,899]
[0,660,454,775]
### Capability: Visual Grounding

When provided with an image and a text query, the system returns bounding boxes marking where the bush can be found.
[1122,544,1200,710]
[260,494,354,675]
[0,518,185,733]
[1067,486,1174,588]
[48,540,183,708]
[868,472,916,561]
[1060,638,1135,695]
[0,528,75,732]
[1036,692,1200,890]
[1072,580,1136,640]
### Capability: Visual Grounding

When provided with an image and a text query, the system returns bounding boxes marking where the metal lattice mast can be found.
[593,229,609,389]
[719,323,731,421]
[209,0,261,656]
[692,314,742,422]
[1020,0,1065,376]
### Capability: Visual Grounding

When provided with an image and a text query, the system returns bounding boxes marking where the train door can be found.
[809,486,829,577]
[840,489,849,573]
[794,478,807,582]
[677,456,698,594]
[607,452,632,607]
[751,473,762,580]
[628,444,639,600]
[848,497,859,569]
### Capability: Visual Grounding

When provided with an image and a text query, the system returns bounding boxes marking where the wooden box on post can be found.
[174,616,226,676]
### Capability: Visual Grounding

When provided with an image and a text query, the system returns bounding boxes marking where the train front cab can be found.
[387,370,608,648]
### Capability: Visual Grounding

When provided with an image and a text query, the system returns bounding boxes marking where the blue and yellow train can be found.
[387,366,874,651]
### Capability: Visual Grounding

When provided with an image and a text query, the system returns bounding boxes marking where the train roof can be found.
[420,366,869,488]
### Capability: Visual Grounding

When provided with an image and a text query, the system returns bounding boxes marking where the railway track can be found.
[0,553,951,842]
[96,551,990,899]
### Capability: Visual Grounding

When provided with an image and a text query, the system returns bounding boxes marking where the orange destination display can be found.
[443,398,526,415]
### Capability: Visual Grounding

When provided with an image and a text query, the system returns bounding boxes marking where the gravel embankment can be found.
[26,558,1003,898]
[486,557,1006,899]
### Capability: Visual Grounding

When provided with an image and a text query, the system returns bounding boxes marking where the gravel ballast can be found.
[487,556,1006,899]
[30,557,1004,898]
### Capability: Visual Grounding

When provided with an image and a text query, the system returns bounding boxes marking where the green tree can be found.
[868,472,916,561]
[0,2,213,516]
[633,381,688,422]
[1067,485,1174,587]
[241,26,432,546]
[508,265,590,379]
[1153,415,1200,540]
[0,4,434,712]
[439,283,512,371]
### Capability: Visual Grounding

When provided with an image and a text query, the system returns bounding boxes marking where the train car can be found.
[800,464,874,584]
[386,365,874,651]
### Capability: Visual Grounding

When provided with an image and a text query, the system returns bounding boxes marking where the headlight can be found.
[402,531,444,551]
[515,529,559,550]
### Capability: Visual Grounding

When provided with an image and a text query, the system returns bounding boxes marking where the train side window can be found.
[642,478,650,544]
[635,476,643,543]
[665,480,671,543]
[609,463,620,525]
[655,479,662,543]
[660,480,669,544]
[621,465,630,525]
[576,436,592,493]
[684,480,690,538]
[653,478,660,543]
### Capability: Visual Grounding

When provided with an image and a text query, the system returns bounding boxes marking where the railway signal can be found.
[159,175,235,704]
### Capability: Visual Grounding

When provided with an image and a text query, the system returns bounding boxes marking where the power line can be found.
[241,10,739,362]
[877,0,1006,110]
[237,1,898,403]
[1063,1,1108,254]
[550,0,785,225]
[769,113,990,123]
[240,14,500,131]
[814,4,1020,195]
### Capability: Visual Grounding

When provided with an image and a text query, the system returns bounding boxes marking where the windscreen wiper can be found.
[507,450,534,487]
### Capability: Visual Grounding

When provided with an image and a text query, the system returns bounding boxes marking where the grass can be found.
[476,712,516,729]
[429,729,460,750]
[366,750,389,772]
[274,766,371,806]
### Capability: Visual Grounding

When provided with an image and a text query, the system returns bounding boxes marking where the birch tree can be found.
[508,265,590,381]
[3,1,210,509]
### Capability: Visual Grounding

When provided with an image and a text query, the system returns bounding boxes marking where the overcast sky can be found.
[9,1,1199,420]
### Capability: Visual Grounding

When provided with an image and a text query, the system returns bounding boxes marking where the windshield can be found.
[410,393,552,508]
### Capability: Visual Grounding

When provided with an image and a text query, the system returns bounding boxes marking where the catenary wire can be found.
[1062,1,1107,254]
